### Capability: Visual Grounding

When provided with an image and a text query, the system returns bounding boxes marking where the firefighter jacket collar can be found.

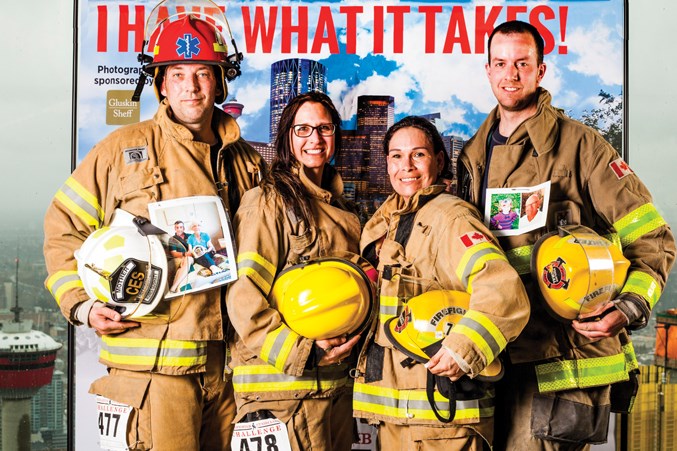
[293,162,344,205]
[156,98,240,147]
[484,88,561,157]
[362,185,445,245]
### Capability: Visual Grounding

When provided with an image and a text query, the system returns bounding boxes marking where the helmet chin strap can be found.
[132,52,154,102]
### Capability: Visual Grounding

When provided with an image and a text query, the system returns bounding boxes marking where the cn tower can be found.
[0,258,62,451]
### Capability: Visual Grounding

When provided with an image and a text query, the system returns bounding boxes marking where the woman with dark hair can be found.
[352,116,529,450]
[226,92,364,450]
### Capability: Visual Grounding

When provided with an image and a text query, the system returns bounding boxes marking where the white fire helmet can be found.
[75,210,168,318]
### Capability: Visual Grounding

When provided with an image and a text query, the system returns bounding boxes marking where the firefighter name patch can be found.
[459,232,490,248]
[609,158,634,179]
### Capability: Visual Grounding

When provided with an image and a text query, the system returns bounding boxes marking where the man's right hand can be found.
[89,306,140,335]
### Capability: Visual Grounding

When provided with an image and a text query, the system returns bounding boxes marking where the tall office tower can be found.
[335,129,370,199]
[269,59,327,142]
[356,95,394,197]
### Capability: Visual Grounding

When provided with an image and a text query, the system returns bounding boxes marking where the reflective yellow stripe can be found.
[379,295,400,323]
[505,245,533,275]
[353,382,490,422]
[456,243,507,293]
[603,233,622,251]
[613,203,667,247]
[454,310,507,363]
[99,336,207,369]
[621,271,662,308]
[46,270,83,306]
[535,352,629,393]
[233,364,349,393]
[237,252,276,294]
[260,325,298,372]
[55,177,104,227]
[623,341,639,373]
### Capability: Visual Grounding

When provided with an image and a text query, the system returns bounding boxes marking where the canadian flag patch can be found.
[459,232,490,248]
[609,158,634,179]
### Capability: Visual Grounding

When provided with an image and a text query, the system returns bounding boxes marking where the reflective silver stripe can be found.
[238,258,275,290]
[60,181,102,225]
[100,343,204,359]
[456,316,502,360]
[353,391,482,413]
[460,247,503,287]
[265,327,294,368]
[49,272,81,295]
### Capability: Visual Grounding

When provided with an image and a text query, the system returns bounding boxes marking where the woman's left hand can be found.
[425,348,466,380]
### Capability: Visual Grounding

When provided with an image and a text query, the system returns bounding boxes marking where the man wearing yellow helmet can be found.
[44,4,264,450]
[458,20,675,450]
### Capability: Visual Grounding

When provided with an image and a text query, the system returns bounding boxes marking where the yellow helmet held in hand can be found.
[531,225,630,322]
[270,258,376,340]
[384,290,503,382]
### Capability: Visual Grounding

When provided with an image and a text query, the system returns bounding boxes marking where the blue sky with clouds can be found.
[77,0,624,157]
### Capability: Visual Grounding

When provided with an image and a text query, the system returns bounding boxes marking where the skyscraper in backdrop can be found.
[269,59,327,142]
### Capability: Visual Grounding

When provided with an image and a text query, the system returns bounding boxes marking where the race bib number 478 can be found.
[231,417,292,451]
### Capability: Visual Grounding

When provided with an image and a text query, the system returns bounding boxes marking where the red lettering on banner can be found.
[281,6,308,53]
[474,6,501,54]
[419,6,442,54]
[92,4,569,56]
[531,5,556,54]
[340,6,362,54]
[97,5,108,52]
[373,6,384,54]
[242,6,277,53]
[388,6,410,53]
[119,5,145,53]
[443,6,470,54]
[311,7,339,54]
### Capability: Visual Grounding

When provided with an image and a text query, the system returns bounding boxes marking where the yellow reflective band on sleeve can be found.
[260,325,298,372]
[46,271,83,306]
[454,310,507,363]
[456,243,507,293]
[379,295,401,323]
[55,177,104,227]
[99,336,207,369]
[237,252,276,294]
[621,271,662,308]
[535,352,629,393]
[505,245,533,275]
[603,233,622,251]
[232,364,350,393]
[353,382,490,423]
[613,203,667,247]
[623,341,639,373]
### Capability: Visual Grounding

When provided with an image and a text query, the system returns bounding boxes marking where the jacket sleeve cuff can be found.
[442,345,472,375]
[613,292,650,330]
[73,299,105,327]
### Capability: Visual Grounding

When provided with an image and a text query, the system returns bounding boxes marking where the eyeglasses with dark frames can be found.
[292,123,336,137]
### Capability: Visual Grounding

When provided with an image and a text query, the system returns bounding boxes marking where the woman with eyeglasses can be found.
[226,92,365,450]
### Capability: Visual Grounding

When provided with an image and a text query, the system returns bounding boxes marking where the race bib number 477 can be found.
[231,417,292,451]
[96,395,132,451]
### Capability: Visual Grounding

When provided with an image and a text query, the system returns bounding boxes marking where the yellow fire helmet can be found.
[269,256,376,340]
[531,225,630,322]
[384,290,504,382]
[75,209,168,318]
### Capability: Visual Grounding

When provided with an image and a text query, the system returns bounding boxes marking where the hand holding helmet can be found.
[571,301,628,340]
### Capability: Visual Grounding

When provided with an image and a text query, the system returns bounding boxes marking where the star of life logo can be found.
[176,33,201,59]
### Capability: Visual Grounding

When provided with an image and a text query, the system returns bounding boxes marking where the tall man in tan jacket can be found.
[458,20,675,450]
[44,13,263,450]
